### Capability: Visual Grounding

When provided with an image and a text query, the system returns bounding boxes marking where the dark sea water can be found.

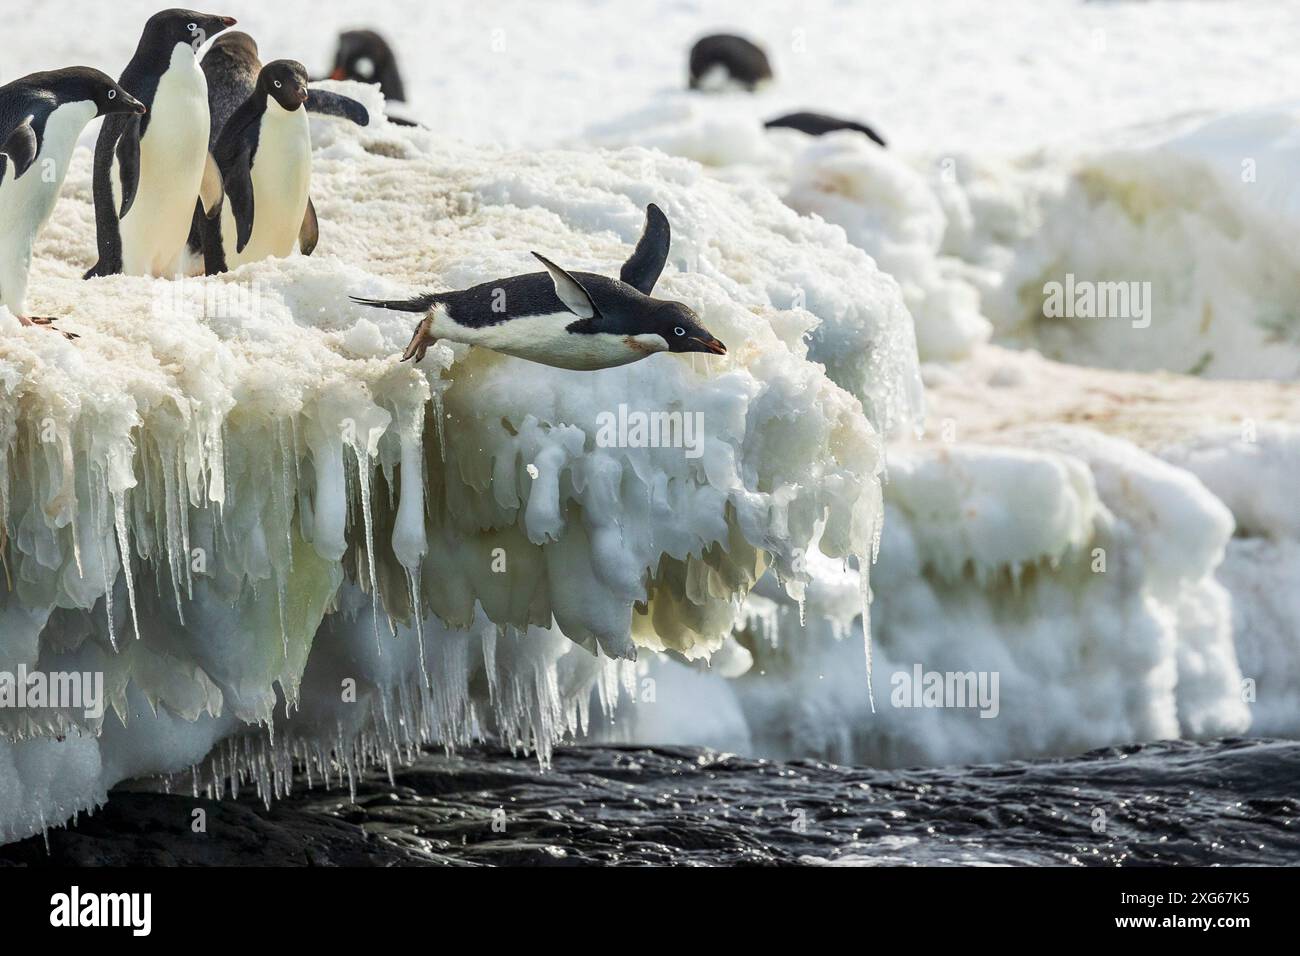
[1,737,1296,866]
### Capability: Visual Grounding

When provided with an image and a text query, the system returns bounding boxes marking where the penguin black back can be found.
[765,111,887,148]
[689,34,773,91]
[202,31,262,147]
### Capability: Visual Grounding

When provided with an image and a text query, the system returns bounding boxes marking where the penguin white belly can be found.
[432,310,655,370]
[116,45,210,276]
[223,102,311,269]
[0,101,95,314]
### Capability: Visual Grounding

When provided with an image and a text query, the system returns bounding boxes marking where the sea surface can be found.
[1,737,1296,866]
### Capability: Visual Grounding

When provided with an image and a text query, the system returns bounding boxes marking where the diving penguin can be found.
[198,59,369,274]
[0,68,145,334]
[84,8,237,279]
[351,204,727,371]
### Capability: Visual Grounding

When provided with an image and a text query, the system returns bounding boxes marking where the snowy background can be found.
[1,0,1299,841]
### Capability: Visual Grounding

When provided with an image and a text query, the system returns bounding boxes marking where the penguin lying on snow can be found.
[85,8,237,279]
[1,68,144,335]
[689,34,773,92]
[765,111,887,148]
[195,40,369,272]
[352,205,727,371]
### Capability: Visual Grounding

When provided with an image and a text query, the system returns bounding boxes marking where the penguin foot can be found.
[400,317,437,364]
[21,317,79,340]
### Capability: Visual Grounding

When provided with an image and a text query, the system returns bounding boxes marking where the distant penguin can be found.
[0,68,145,334]
[325,30,405,104]
[200,60,369,274]
[765,111,887,147]
[689,34,773,92]
[351,204,727,370]
[84,8,237,279]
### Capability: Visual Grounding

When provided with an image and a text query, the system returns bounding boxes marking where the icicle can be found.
[90,471,118,652]
[112,494,142,641]
[351,443,383,652]
[859,563,876,715]
[431,388,447,463]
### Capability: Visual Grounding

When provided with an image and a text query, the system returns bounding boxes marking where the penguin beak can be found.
[331,68,347,81]
[683,334,727,355]
[218,16,238,26]
[295,85,309,104]
[104,94,146,117]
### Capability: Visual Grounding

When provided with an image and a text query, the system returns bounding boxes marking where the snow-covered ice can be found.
[3,0,1300,841]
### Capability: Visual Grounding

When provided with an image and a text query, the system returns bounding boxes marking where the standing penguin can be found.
[200,60,369,274]
[324,30,406,105]
[0,68,145,333]
[187,33,369,264]
[84,8,237,279]
[351,204,727,370]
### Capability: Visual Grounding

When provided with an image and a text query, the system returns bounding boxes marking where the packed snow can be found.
[3,0,1300,841]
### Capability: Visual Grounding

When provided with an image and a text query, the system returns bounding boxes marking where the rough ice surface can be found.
[618,427,1251,767]
[4,0,1300,842]
[567,39,1300,769]
[933,111,1300,379]
[0,87,924,840]
[587,102,992,364]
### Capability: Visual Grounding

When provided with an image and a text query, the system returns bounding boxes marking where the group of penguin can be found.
[690,33,888,148]
[0,14,877,372]
[0,9,373,340]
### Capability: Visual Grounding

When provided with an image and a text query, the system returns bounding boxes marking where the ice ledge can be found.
[0,118,922,841]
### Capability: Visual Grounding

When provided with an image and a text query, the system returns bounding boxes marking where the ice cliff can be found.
[0,92,923,841]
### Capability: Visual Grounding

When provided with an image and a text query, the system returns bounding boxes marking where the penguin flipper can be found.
[0,118,39,180]
[300,198,319,256]
[533,253,597,319]
[305,90,370,127]
[113,115,143,219]
[619,203,671,295]
[224,150,255,254]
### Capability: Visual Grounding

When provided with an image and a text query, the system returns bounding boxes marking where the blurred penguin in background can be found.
[765,111,887,148]
[323,29,414,123]
[689,34,773,92]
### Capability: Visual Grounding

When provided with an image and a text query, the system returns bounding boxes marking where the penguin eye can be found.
[674,326,686,336]
[274,80,283,89]
[187,22,197,31]
[107,89,117,99]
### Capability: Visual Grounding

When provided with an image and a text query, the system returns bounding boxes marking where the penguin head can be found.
[647,300,728,356]
[51,67,146,117]
[91,76,147,118]
[329,30,404,101]
[144,9,237,51]
[533,253,727,359]
[259,60,310,111]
